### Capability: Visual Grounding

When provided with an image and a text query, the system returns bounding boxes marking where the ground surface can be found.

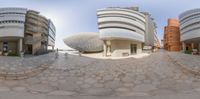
[0,50,200,99]
[0,53,54,72]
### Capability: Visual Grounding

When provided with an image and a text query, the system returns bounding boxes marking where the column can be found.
[182,42,186,51]
[137,43,142,54]
[106,40,111,56]
[199,43,200,51]
[52,46,54,50]
[103,41,107,57]
[18,38,23,56]
[107,45,111,56]
[191,43,194,49]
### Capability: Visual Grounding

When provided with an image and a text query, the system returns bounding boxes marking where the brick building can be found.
[164,19,181,51]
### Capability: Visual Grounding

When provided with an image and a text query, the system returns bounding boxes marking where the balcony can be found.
[24,36,47,44]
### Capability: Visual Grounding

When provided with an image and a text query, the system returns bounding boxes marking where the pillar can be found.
[103,41,107,57]
[106,40,111,56]
[18,38,23,56]
[107,45,111,56]
[199,43,200,51]
[191,43,194,49]
[52,46,54,50]
[19,38,23,52]
[182,42,186,51]
[137,43,142,54]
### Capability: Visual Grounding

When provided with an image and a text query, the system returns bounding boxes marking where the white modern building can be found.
[179,8,200,51]
[97,7,158,57]
[0,7,56,56]
[48,20,56,50]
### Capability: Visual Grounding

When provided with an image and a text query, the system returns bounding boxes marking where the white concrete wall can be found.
[0,8,27,38]
[137,43,142,54]
[181,29,200,41]
[97,9,146,22]
[0,24,24,37]
[97,7,146,43]
[100,28,144,42]
[98,17,145,30]
[110,40,142,57]
[179,8,200,42]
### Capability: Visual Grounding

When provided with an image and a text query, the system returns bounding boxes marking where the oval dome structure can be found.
[63,33,103,53]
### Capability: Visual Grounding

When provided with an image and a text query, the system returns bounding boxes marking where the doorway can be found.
[3,42,8,53]
[131,44,137,55]
[25,45,32,54]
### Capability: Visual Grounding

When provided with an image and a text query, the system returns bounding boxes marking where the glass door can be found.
[131,44,137,55]
[3,42,8,53]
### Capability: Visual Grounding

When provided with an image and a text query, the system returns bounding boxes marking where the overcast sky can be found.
[1,0,200,49]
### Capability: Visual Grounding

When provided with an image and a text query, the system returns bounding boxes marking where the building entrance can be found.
[131,44,137,55]
[3,42,8,53]
[25,45,32,54]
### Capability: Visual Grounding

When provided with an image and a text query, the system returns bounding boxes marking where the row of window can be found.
[181,23,200,33]
[98,13,145,24]
[48,36,55,42]
[0,8,26,10]
[0,12,26,15]
[27,17,49,27]
[49,31,55,36]
[0,25,23,29]
[98,9,145,19]
[49,23,56,31]
[180,9,200,20]
[181,13,200,24]
[49,28,56,36]
[181,21,200,31]
[182,27,200,35]
[0,20,24,24]
[99,21,145,32]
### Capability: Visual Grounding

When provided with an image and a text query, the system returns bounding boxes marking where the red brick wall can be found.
[164,19,181,51]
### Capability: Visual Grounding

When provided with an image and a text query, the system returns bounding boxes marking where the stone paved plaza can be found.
[0,50,200,99]
[0,53,55,80]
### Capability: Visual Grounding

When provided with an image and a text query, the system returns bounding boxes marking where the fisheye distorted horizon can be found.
[0,0,200,49]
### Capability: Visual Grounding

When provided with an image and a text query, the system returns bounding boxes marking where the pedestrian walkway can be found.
[0,50,200,98]
[0,53,55,79]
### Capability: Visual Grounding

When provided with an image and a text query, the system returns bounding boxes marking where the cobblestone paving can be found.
[168,52,200,74]
[1,50,200,98]
[0,53,55,72]
[0,53,55,80]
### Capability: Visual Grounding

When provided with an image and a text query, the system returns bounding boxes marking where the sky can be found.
[1,0,200,49]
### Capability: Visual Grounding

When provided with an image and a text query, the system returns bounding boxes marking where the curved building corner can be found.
[0,7,56,56]
[179,8,200,51]
[97,7,157,57]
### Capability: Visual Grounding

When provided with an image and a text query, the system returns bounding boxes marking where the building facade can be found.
[179,8,200,51]
[97,7,158,57]
[0,8,56,56]
[48,20,56,50]
[163,19,181,51]
[63,33,103,53]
